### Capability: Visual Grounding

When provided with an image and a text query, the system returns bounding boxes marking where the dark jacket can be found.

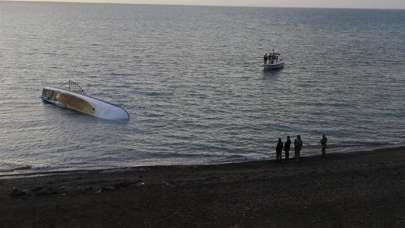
[284,139,291,152]
[276,141,283,153]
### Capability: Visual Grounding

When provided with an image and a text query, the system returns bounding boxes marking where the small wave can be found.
[111,73,136,76]
[141,91,170,97]
[0,165,32,173]
[39,52,67,56]
[309,141,393,149]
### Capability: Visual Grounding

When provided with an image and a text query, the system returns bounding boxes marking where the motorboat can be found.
[41,80,129,121]
[263,52,284,71]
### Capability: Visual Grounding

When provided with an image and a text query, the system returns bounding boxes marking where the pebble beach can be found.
[1,147,405,227]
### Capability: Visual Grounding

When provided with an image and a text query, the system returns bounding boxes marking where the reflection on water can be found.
[262,69,283,78]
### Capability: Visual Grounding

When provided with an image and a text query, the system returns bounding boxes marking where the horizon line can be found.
[4,0,405,10]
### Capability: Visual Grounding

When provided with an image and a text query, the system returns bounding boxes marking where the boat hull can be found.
[42,87,129,120]
[263,62,284,71]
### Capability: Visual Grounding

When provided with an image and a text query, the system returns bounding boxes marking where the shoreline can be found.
[1,146,405,227]
[2,144,405,179]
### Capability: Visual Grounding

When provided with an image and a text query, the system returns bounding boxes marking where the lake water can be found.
[1,2,405,174]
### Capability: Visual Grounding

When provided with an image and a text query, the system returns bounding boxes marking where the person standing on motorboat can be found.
[271,50,275,64]
[264,53,268,64]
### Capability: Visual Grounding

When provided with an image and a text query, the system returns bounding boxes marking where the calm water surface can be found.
[1,2,405,174]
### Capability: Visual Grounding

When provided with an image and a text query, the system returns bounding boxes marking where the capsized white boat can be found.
[41,81,129,121]
[263,52,284,71]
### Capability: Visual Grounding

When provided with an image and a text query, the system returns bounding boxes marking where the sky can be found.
[10,0,405,9]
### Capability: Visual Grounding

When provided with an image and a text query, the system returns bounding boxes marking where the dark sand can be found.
[1,148,405,227]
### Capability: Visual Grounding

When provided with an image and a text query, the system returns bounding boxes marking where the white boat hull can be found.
[42,87,129,121]
[263,62,284,71]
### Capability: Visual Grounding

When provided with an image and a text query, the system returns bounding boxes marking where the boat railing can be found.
[67,80,85,95]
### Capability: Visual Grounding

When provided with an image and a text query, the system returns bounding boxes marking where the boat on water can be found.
[41,80,129,121]
[263,51,284,71]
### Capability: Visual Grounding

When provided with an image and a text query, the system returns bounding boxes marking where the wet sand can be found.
[1,148,405,227]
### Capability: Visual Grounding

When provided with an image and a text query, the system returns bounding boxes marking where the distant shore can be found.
[1,147,405,227]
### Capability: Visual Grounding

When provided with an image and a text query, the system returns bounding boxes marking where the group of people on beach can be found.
[275,134,328,161]
[263,50,280,65]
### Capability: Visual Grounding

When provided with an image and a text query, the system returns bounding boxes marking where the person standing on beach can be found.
[294,135,303,161]
[320,134,328,157]
[264,53,268,64]
[284,136,291,160]
[276,138,283,161]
